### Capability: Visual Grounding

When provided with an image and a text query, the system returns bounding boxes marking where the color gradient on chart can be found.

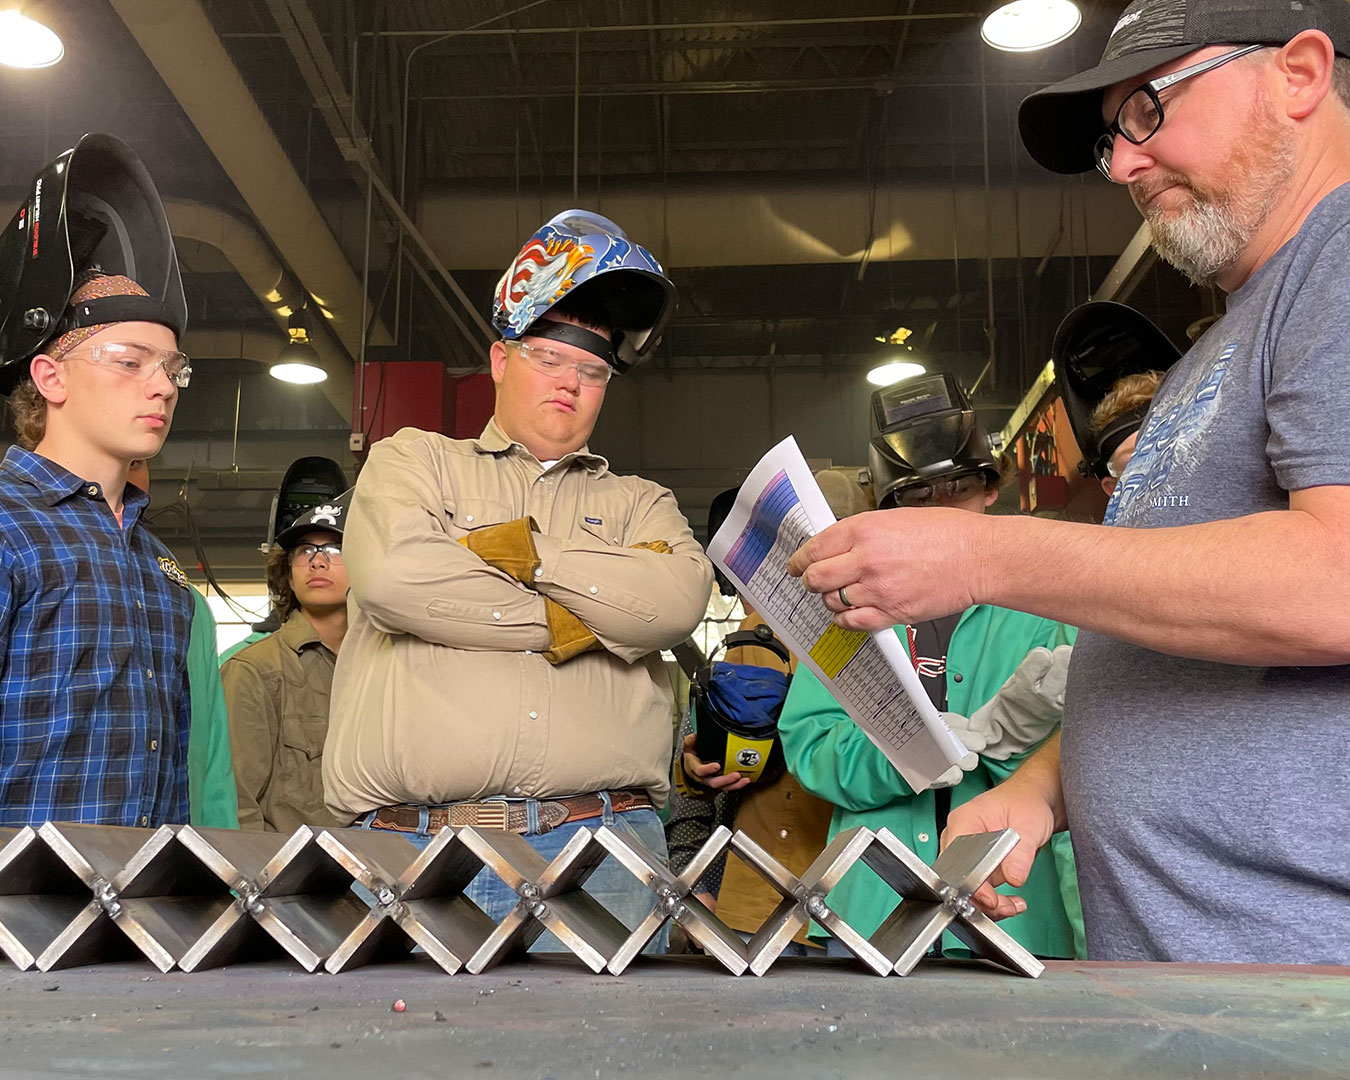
[725,469,797,582]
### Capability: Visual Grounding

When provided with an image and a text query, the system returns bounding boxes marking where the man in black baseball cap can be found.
[787,2,1350,965]
[1020,0,1350,175]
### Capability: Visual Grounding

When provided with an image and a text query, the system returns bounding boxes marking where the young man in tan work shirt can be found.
[324,211,713,949]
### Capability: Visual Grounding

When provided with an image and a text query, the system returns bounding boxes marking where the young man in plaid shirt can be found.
[0,135,195,827]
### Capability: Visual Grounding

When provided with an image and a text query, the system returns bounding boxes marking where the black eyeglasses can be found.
[290,542,342,565]
[1094,44,1265,181]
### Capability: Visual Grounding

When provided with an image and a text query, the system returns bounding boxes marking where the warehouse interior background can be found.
[0,0,1219,611]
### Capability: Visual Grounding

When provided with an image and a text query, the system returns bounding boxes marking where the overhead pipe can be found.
[165,201,354,420]
[106,0,392,373]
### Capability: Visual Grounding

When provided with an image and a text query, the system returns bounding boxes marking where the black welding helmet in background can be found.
[706,486,741,597]
[1053,301,1182,480]
[265,457,351,550]
[0,133,187,393]
[691,625,791,785]
[868,372,999,510]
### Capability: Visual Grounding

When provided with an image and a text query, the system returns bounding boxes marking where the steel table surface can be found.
[0,956,1346,1078]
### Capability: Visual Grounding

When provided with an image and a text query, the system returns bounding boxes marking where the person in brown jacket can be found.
[221,493,351,832]
[324,211,712,951]
[675,471,869,953]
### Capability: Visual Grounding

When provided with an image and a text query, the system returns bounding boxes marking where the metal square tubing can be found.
[864,828,1044,978]
[596,825,749,975]
[0,827,92,970]
[730,826,893,976]
[177,825,369,972]
[459,826,630,974]
[34,824,172,971]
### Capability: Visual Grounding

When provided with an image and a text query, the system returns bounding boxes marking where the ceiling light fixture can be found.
[269,306,327,385]
[866,360,927,387]
[981,0,1081,53]
[0,10,65,69]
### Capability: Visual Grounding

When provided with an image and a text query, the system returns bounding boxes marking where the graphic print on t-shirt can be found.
[1106,342,1236,526]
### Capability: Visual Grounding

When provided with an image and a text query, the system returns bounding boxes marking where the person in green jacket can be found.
[188,590,241,827]
[129,458,239,828]
[778,373,1083,958]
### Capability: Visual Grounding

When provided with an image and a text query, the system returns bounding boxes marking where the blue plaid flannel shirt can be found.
[0,446,194,827]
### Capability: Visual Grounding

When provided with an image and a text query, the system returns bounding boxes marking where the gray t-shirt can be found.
[1063,182,1350,963]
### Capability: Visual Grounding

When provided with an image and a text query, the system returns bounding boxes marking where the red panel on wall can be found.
[354,365,494,446]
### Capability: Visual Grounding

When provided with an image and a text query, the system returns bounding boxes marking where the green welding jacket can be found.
[188,591,240,828]
[778,603,1083,959]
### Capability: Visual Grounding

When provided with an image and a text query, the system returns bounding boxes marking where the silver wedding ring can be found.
[838,585,853,608]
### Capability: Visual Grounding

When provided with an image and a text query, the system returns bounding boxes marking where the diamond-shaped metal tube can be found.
[0,827,93,970]
[321,826,486,977]
[459,827,629,974]
[177,825,368,972]
[34,824,168,970]
[864,828,1044,978]
[325,827,498,975]
[596,825,749,975]
[730,826,892,976]
[102,825,235,972]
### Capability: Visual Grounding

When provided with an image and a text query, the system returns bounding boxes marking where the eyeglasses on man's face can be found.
[894,471,987,508]
[511,341,613,387]
[290,542,343,566]
[62,340,193,388]
[1094,44,1265,181]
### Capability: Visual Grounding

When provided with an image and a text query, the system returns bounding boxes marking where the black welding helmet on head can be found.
[265,457,350,550]
[691,625,791,786]
[0,133,187,394]
[868,372,999,510]
[1053,301,1181,480]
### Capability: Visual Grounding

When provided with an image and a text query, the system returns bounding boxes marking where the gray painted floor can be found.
[1,956,1347,1079]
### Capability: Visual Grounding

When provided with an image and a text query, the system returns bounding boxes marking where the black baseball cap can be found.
[1019,0,1350,174]
[274,489,352,550]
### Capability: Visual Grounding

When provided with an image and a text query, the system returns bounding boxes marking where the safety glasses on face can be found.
[62,340,193,388]
[1094,44,1265,181]
[511,341,612,387]
[290,542,342,566]
[895,471,987,508]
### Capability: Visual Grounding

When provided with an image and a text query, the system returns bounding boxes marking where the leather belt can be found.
[368,789,652,836]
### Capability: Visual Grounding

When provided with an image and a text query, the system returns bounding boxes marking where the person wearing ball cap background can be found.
[222,491,352,834]
[325,210,712,951]
[789,0,1350,964]
[0,133,196,828]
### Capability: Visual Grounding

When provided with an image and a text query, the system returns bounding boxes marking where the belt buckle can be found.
[474,802,509,830]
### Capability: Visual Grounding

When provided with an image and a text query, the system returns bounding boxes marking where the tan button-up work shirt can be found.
[323,422,713,822]
[221,609,343,834]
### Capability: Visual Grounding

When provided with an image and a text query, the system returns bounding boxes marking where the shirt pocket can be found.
[277,715,328,790]
[576,503,627,546]
[448,498,515,539]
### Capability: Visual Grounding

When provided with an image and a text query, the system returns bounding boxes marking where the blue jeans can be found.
[360,795,670,955]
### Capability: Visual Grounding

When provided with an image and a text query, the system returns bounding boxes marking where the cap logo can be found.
[1112,9,1143,36]
[311,504,342,526]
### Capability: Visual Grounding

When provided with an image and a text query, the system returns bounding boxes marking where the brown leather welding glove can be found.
[542,598,603,665]
[630,539,673,554]
[457,516,541,585]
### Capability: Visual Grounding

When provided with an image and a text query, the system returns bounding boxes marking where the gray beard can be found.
[1139,132,1295,288]
[1145,197,1256,287]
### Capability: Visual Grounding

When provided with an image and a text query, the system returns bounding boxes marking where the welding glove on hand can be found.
[941,644,1073,769]
[460,517,676,665]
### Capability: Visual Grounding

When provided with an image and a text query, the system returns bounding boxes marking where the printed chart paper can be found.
[707,436,966,791]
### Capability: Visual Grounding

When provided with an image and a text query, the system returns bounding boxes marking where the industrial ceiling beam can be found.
[106,0,387,428]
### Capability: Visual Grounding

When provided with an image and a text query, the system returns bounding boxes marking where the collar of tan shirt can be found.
[471,417,610,477]
[277,608,330,656]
